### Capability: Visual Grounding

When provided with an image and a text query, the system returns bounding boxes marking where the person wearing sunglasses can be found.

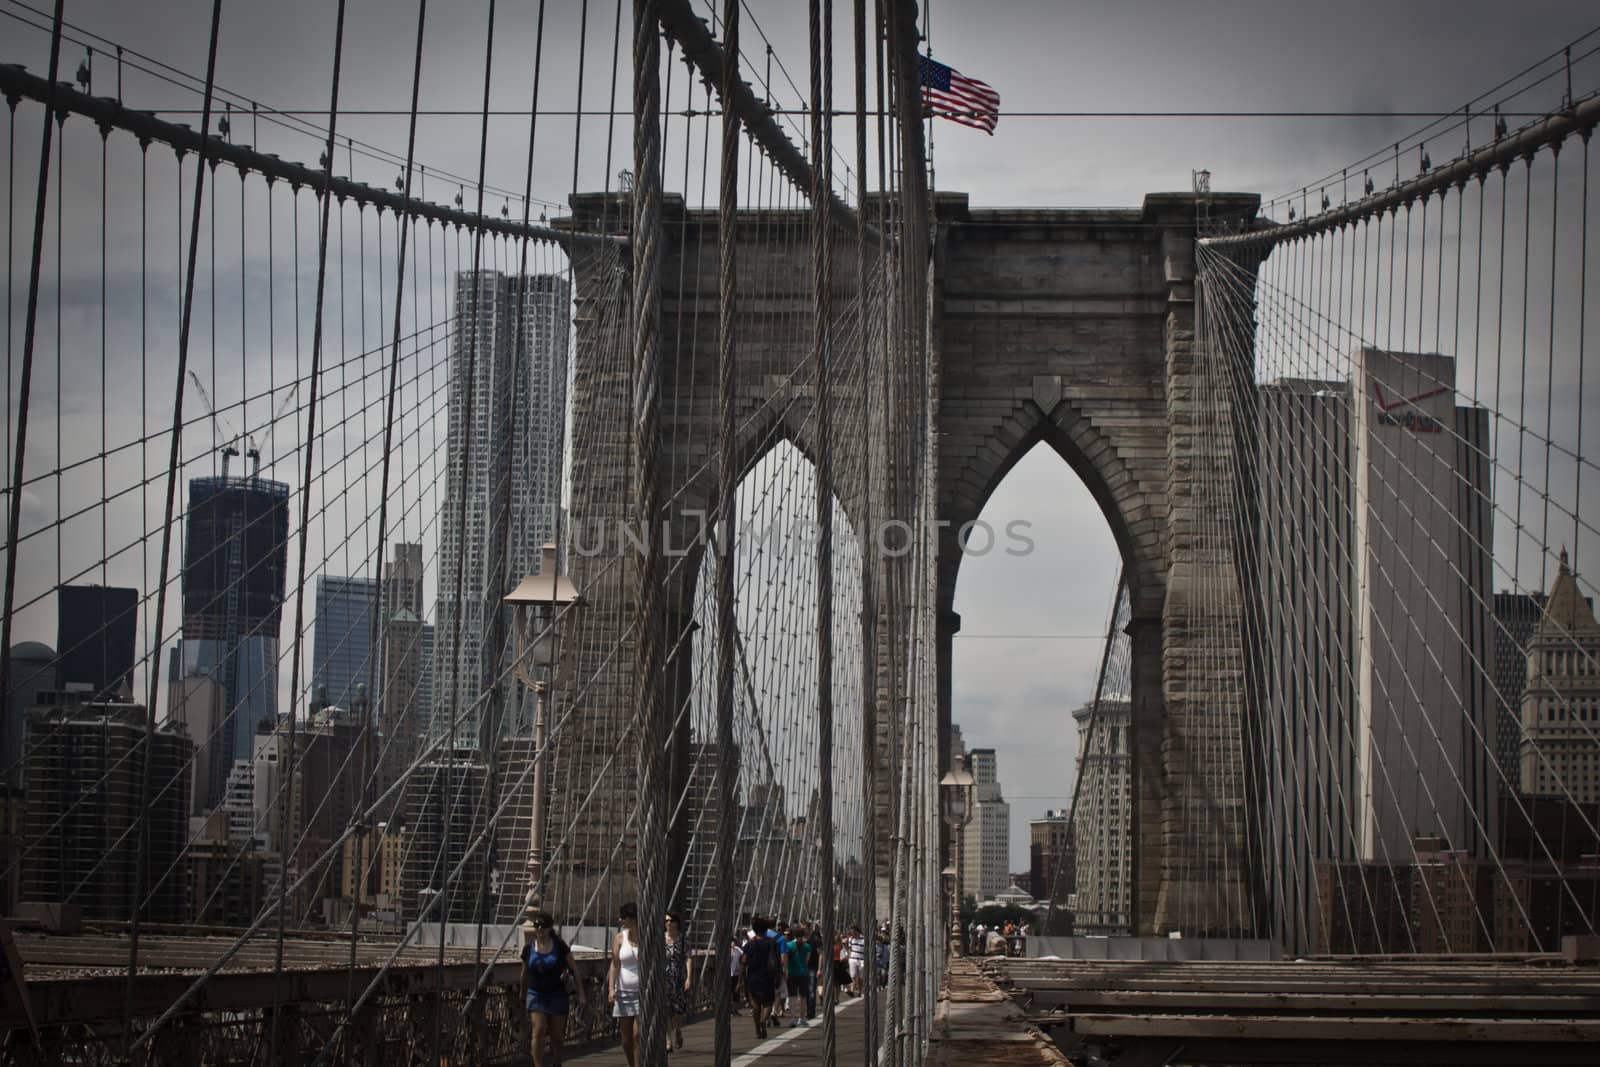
[608,902,643,1065]
[521,910,587,1066]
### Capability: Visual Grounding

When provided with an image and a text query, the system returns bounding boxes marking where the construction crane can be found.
[187,371,243,480]
[188,372,299,481]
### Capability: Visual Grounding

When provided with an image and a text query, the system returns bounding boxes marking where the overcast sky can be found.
[5,0,1599,869]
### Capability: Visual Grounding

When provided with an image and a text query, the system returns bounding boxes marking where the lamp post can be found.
[940,756,975,956]
[503,542,580,927]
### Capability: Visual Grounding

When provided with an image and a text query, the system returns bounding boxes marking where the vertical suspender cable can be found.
[632,3,670,1066]
[713,0,740,1063]
[352,0,428,1009]
[853,0,880,1061]
[118,0,222,1053]
[429,4,501,1060]
[273,2,348,1061]
[0,0,65,796]
[809,0,838,1062]
[1576,131,1590,569]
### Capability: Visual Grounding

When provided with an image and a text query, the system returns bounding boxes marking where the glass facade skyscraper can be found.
[177,473,290,808]
[312,575,377,710]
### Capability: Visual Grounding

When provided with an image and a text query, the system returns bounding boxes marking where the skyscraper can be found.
[435,272,570,751]
[177,472,290,779]
[1350,350,1494,863]
[168,673,226,813]
[311,575,377,711]
[55,584,137,700]
[23,694,192,922]
[378,543,432,819]
[1494,592,1547,790]
[961,746,1011,901]
[1253,352,1495,953]
[1029,808,1073,903]
[1071,700,1132,935]
[3,641,55,785]
[1519,550,1600,801]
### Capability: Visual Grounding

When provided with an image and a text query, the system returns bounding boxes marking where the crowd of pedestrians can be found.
[727,916,892,1039]
[965,918,1031,956]
[522,906,896,1064]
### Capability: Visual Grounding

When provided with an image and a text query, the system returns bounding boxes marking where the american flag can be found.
[918,55,1000,134]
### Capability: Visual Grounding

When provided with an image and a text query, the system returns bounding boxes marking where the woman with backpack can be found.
[521,910,588,1067]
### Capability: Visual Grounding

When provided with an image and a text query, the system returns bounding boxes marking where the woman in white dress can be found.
[607,902,642,1066]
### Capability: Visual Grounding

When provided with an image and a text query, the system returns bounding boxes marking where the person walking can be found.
[782,925,813,1026]
[804,924,823,1019]
[729,935,746,1015]
[739,918,782,1040]
[663,910,693,1052]
[608,903,642,1066]
[521,910,588,1067]
[845,925,867,996]
[830,932,850,991]
[767,920,786,1024]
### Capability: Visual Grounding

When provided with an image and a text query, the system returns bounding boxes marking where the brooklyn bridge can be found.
[3,1,1600,1064]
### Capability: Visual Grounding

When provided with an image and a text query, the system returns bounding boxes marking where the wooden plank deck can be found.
[565,991,876,1065]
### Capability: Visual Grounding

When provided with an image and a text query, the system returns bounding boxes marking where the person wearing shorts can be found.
[522,910,587,1067]
[782,925,813,1025]
[845,925,867,995]
[608,903,643,1066]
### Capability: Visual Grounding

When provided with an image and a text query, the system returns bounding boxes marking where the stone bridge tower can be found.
[932,191,1261,935]
[553,189,1263,937]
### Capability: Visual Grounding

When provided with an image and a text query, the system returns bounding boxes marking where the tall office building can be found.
[3,642,55,783]
[311,575,377,711]
[1071,700,1133,935]
[22,694,192,922]
[376,543,432,818]
[386,542,426,618]
[1029,808,1073,903]
[961,746,1011,901]
[1351,350,1494,861]
[400,752,489,924]
[176,472,290,781]
[1253,352,1494,953]
[1493,592,1546,793]
[55,584,137,700]
[1,641,52,914]
[434,272,569,751]
[168,674,226,814]
[1519,551,1600,801]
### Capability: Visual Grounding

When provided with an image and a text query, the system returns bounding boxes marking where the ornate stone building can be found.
[1519,550,1600,802]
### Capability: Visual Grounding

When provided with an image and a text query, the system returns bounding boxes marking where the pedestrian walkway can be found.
[566,992,875,1065]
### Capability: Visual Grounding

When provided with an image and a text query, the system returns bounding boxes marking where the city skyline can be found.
[2,0,1599,1058]
[3,7,1596,860]
[0,0,1593,934]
